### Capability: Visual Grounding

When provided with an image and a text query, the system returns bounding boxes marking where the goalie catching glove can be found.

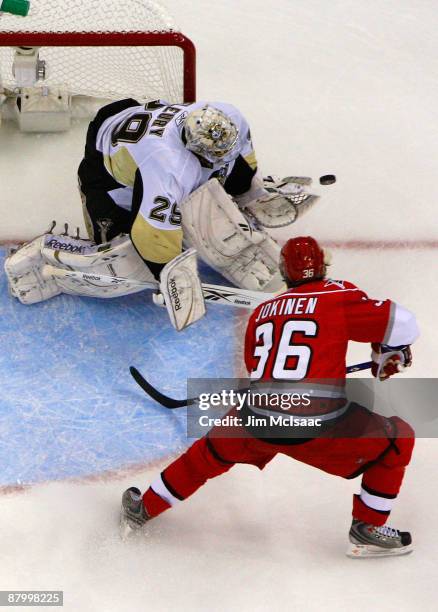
[371,343,413,381]
[235,174,320,229]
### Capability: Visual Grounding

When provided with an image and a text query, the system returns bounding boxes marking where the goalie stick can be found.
[42,265,273,310]
[129,361,373,409]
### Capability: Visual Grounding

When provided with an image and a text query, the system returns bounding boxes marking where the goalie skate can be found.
[346,520,413,558]
[119,487,149,540]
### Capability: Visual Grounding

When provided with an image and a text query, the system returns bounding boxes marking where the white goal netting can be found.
[0,0,194,102]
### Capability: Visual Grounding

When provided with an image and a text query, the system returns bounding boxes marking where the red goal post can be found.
[0,30,196,102]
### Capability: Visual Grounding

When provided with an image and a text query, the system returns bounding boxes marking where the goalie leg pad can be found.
[5,236,61,304]
[159,248,205,331]
[181,179,283,292]
[47,234,155,299]
[5,233,155,304]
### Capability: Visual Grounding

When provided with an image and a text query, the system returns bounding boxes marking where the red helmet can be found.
[280,236,326,285]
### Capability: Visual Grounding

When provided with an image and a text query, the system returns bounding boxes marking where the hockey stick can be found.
[42,265,272,310]
[346,361,372,373]
[129,361,373,409]
[130,366,188,408]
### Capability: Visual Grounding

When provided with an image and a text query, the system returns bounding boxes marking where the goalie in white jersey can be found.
[5,98,320,329]
[79,99,260,279]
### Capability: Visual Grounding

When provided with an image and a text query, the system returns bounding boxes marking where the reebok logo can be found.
[46,238,86,254]
[169,278,181,311]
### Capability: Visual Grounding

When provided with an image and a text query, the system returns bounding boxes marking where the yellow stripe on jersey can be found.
[131,214,183,264]
[243,150,257,171]
[104,148,139,187]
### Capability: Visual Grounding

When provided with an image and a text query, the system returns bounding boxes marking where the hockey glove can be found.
[243,176,319,228]
[159,248,205,331]
[371,343,412,381]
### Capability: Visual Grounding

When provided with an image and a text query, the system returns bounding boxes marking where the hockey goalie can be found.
[5,99,320,329]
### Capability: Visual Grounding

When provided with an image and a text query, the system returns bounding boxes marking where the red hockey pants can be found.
[143,404,414,526]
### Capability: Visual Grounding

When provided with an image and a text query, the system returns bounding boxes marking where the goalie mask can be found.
[184,105,239,163]
[280,236,330,286]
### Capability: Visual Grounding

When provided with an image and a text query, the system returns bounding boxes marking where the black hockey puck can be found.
[319,174,336,185]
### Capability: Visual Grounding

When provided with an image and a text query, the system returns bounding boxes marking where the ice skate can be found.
[120,487,149,539]
[347,519,413,558]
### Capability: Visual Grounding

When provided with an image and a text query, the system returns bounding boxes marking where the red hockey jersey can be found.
[244,278,418,382]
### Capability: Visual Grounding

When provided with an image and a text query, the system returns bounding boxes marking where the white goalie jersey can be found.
[94,99,258,267]
[5,97,321,327]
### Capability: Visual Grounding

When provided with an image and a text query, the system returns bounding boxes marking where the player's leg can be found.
[78,98,139,243]
[348,415,415,557]
[144,437,236,516]
[121,437,236,531]
[5,232,155,304]
[79,182,132,244]
[121,427,275,531]
[350,415,415,525]
[276,406,415,557]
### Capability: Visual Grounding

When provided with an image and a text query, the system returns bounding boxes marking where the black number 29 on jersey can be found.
[111,113,152,146]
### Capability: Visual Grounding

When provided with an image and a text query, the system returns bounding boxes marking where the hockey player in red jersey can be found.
[121,236,419,557]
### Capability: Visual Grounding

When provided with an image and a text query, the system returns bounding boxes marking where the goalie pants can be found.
[78,98,140,243]
[143,404,414,526]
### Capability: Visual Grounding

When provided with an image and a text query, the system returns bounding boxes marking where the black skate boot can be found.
[120,487,149,539]
[347,519,413,558]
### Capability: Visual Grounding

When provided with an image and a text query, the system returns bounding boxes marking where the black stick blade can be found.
[129,366,188,408]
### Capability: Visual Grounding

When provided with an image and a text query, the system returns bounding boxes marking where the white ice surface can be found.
[1,0,438,610]
[1,438,436,612]
[1,0,438,242]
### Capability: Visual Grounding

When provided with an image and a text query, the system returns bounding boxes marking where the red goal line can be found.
[321,239,438,250]
[1,238,437,249]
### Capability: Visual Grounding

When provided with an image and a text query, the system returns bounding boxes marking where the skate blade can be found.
[119,518,134,541]
[119,507,141,541]
[346,542,413,558]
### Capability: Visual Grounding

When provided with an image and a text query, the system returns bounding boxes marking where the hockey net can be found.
[0,0,196,105]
